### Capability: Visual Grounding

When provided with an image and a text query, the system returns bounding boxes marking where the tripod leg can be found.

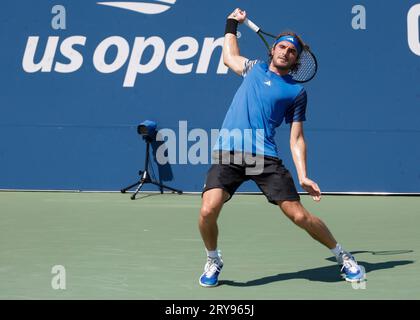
[131,180,145,200]
[121,181,141,193]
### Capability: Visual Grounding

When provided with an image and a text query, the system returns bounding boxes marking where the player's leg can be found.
[278,200,336,248]
[252,156,365,282]
[199,188,230,252]
[278,200,365,282]
[198,188,229,287]
[198,160,245,287]
[252,156,337,250]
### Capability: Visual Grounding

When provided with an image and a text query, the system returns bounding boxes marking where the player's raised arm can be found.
[223,8,248,76]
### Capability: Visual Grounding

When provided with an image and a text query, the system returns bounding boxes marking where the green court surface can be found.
[0,191,419,300]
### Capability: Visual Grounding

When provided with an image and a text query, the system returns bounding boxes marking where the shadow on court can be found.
[219,250,414,286]
[132,193,164,200]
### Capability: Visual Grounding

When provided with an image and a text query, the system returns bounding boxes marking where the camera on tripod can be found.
[121,120,182,200]
[137,120,157,142]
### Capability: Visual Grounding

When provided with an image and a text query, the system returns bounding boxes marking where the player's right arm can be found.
[223,8,248,76]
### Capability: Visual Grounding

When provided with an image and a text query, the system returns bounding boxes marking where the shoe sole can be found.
[344,276,366,283]
[199,280,219,287]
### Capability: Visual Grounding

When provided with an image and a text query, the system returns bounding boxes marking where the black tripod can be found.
[121,137,183,200]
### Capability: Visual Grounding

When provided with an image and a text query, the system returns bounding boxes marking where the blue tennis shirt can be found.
[214,60,307,158]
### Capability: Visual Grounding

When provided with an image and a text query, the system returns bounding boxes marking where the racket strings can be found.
[290,50,317,82]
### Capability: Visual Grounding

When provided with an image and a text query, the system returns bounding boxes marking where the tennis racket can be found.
[243,18,318,83]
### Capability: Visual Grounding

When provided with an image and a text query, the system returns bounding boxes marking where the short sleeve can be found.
[285,89,307,123]
[241,59,259,77]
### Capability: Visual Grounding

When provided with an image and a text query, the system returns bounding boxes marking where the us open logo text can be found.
[21,1,227,88]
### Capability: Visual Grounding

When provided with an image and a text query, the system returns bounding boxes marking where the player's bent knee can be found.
[292,212,310,227]
[200,205,219,220]
[278,201,311,227]
[278,200,302,213]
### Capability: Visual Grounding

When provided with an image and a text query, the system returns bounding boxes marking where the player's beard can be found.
[272,55,295,72]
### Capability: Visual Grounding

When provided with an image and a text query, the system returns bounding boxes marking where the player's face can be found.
[271,41,298,71]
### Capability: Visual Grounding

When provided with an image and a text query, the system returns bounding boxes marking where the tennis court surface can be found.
[1,191,419,299]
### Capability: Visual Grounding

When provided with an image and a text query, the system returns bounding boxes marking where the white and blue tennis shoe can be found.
[339,252,366,282]
[199,253,224,287]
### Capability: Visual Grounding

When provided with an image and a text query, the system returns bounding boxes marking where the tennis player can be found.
[198,8,365,287]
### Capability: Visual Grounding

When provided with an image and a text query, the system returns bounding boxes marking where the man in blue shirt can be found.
[198,8,365,287]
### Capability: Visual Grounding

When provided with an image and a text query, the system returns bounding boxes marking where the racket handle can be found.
[243,18,260,33]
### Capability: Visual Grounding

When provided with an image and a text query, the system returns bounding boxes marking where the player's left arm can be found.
[289,121,321,202]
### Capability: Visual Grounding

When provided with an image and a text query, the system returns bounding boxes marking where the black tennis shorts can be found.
[202,152,300,205]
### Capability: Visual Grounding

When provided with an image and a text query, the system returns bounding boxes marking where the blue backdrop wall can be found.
[1,0,419,192]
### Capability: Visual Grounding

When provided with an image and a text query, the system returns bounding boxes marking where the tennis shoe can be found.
[339,252,366,282]
[199,253,223,287]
